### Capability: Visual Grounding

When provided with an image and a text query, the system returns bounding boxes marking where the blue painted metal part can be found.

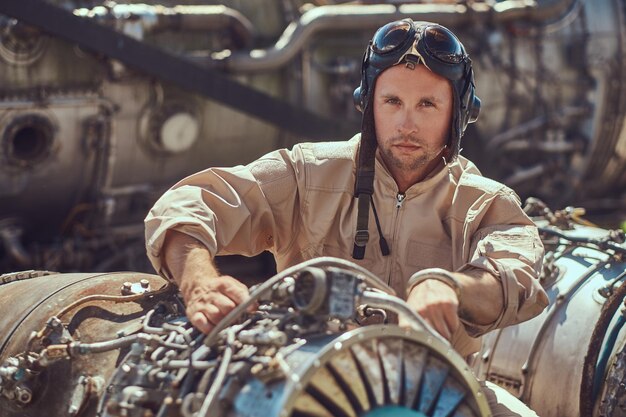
[363,406,428,417]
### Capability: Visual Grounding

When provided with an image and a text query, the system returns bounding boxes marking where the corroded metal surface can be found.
[0,259,490,417]
[0,272,171,417]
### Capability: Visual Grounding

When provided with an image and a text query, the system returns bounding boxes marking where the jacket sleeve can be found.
[144,146,303,276]
[457,188,549,336]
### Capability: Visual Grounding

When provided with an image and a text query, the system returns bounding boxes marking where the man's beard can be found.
[379,134,445,172]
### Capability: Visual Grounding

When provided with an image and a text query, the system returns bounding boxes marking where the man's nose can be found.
[397,110,419,134]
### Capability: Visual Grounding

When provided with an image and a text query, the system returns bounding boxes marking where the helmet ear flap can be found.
[353,85,364,113]
[468,91,481,124]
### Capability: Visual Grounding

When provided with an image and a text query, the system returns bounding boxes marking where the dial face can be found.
[159,112,199,153]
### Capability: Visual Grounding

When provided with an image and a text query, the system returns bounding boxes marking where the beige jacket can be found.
[145,135,548,356]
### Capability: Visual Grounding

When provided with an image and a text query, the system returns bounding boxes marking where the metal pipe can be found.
[200,329,234,417]
[68,334,145,355]
[160,359,217,371]
[74,4,255,48]
[360,289,449,346]
[156,6,255,48]
[214,0,577,72]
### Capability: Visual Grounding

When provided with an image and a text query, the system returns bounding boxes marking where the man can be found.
[145,19,548,416]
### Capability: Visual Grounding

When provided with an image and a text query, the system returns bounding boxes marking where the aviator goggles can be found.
[366,19,469,83]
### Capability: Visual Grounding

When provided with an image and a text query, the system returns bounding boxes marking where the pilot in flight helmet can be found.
[351,19,481,260]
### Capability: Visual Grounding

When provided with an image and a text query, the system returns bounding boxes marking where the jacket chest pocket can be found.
[405,239,454,271]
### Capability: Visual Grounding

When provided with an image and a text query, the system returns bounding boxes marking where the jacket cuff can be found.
[457,260,519,336]
[144,216,218,278]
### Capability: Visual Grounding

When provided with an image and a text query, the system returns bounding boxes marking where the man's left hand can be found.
[400,279,460,340]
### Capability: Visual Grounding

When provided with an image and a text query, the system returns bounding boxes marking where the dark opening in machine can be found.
[3,114,54,166]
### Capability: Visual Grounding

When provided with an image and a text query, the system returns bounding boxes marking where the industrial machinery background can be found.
[473,199,626,417]
[0,0,625,273]
[0,258,491,417]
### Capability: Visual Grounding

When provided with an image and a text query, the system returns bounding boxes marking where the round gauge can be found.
[158,111,199,153]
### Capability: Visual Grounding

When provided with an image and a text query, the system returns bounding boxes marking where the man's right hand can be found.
[162,230,250,334]
[180,274,249,334]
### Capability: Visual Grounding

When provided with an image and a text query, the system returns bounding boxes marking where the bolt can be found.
[15,386,32,405]
[122,282,132,294]
[140,279,150,289]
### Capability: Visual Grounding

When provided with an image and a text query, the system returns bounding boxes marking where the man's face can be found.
[373,64,453,179]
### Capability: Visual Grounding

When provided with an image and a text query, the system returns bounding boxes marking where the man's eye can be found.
[386,98,400,105]
[421,100,435,107]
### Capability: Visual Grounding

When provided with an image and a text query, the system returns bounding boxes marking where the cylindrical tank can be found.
[0,271,171,417]
[472,223,626,416]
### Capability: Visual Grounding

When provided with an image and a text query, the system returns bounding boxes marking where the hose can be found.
[55,282,174,319]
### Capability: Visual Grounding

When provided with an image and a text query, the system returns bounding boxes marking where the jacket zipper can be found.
[396,193,406,209]
[385,192,405,285]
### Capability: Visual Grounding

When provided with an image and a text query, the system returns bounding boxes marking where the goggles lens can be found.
[372,20,413,54]
[371,20,465,64]
[422,25,465,64]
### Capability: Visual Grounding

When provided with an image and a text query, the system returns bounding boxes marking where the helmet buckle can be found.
[404,54,419,70]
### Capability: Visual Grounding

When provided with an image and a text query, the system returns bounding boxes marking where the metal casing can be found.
[0,271,170,417]
[473,226,626,416]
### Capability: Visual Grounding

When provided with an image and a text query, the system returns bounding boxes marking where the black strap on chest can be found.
[352,104,376,260]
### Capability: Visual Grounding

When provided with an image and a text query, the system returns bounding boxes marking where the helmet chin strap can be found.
[353,103,377,260]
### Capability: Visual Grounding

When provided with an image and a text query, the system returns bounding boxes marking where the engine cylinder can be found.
[0,271,171,417]
[473,224,626,416]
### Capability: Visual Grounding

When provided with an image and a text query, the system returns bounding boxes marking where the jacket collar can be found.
[374,149,451,196]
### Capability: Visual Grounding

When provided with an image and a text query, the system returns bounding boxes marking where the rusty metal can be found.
[0,271,172,417]
[0,258,491,417]
[580,273,626,416]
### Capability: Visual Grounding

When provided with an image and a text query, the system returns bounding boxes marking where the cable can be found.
[370,196,390,256]
[55,283,174,319]
[538,226,626,255]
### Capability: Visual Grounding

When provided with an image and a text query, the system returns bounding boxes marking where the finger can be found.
[202,303,227,327]
[219,278,250,305]
[189,311,213,334]
[425,314,452,341]
[443,308,460,336]
[211,292,237,317]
